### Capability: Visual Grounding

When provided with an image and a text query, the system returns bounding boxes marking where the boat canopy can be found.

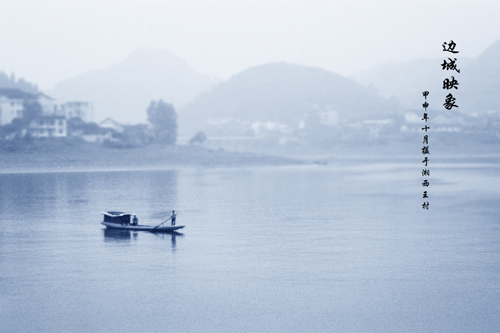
[102,211,135,224]
[102,211,134,217]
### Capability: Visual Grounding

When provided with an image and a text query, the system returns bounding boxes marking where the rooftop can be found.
[0,88,38,100]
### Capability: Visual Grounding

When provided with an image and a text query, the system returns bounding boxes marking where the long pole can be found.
[151,217,171,231]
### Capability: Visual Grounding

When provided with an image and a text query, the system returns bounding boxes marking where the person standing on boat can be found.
[171,210,177,226]
[132,215,138,225]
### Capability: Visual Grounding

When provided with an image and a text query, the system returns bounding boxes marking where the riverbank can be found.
[0,140,304,173]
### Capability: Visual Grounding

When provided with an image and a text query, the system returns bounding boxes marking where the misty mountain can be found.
[358,59,443,108]
[460,39,500,112]
[180,62,396,136]
[357,57,475,111]
[358,39,500,113]
[50,48,217,123]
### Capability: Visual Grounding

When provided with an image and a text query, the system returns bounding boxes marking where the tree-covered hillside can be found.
[0,72,38,94]
[180,62,398,137]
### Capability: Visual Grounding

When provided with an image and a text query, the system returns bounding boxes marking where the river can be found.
[1,162,499,332]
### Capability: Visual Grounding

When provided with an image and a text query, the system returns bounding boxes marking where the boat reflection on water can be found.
[151,231,184,250]
[103,228,136,242]
[103,228,183,249]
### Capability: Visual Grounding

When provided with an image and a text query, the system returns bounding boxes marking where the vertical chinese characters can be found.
[422,90,430,210]
[420,40,461,210]
[442,40,460,111]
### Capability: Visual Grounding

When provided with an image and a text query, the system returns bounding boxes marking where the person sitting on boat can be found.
[171,210,177,226]
[132,215,138,226]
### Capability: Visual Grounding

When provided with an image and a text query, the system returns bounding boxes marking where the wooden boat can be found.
[101,211,184,232]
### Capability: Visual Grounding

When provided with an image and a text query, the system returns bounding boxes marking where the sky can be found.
[0,0,499,90]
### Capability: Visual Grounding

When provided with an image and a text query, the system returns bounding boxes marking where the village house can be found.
[61,101,92,122]
[0,88,37,125]
[38,93,58,116]
[99,118,123,133]
[28,115,67,138]
[81,131,113,143]
[0,88,95,139]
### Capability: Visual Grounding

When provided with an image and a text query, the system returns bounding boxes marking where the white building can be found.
[81,132,113,143]
[0,88,37,125]
[62,101,92,122]
[99,118,123,133]
[38,93,58,116]
[28,116,67,138]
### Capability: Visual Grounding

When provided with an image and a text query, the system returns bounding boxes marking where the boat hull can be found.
[101,221,184,232]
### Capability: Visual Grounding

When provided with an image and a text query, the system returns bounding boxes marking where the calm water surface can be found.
[0,163,499,332]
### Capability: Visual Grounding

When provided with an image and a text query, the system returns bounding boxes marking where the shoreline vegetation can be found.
[0,139,305,173]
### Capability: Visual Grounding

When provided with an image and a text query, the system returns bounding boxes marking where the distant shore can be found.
[0,140,305,173]
[2,138,499,174]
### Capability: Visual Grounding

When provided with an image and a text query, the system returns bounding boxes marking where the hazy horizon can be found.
[1,0,499,90]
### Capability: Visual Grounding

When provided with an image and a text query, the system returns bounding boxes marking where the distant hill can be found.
[180,62,396,136]
[460,39,500,112]
[50,48,218,124]
[358,59,442,109]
